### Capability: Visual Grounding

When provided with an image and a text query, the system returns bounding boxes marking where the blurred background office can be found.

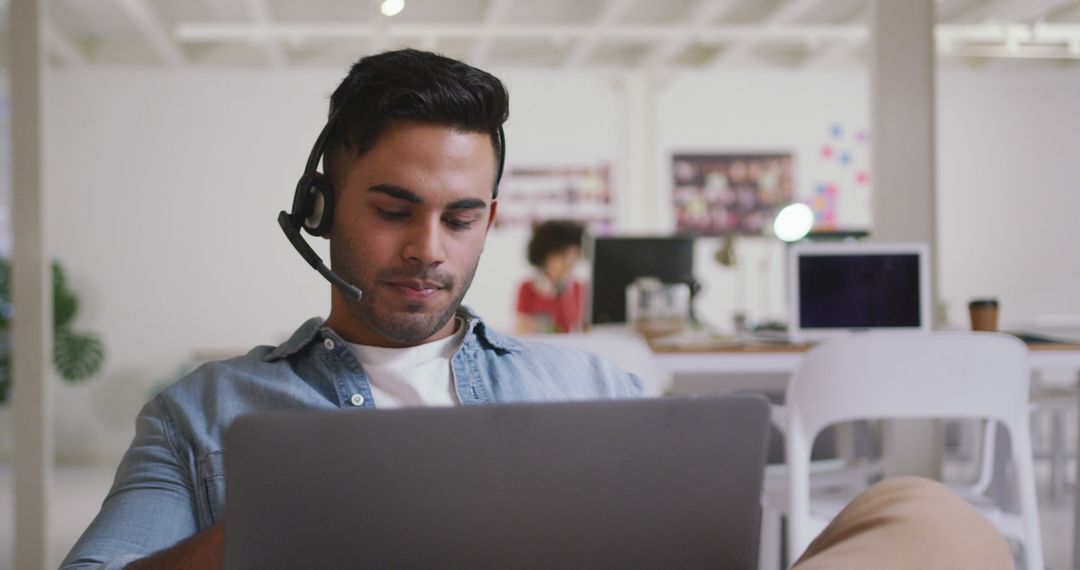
[3,0,1080,568]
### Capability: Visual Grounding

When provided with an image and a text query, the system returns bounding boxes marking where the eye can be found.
[376,208,409,221]
[443,216,476,231]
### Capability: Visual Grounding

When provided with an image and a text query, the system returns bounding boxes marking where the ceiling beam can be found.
[173,21,1080,63]
[470,0,516,66]
[45,18,84,66]
[563,0,637,67]
[114,0,184,66]
[802,2,867,68]
[174,21,1080,43]
[936,0,973,22]
[713,0,826,65]
[176,22,871,43]
[640,0,740,68]
[241,0,286,66]
[957,0,1072,23]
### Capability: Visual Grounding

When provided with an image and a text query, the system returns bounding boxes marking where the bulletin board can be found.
[494,164,616,233]
[671,153,794,236]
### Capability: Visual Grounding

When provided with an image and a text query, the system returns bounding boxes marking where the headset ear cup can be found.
[302,172,336,237]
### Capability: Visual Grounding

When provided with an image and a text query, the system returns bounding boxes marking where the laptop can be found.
[788,241,931,343]
[223,395,771,569]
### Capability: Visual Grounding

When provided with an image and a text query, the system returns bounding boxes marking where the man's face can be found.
[326,121,498,347]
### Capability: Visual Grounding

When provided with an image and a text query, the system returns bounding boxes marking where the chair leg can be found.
[759,507,782,570]
[1010,425,1045,570]
[1050,410,1065,501]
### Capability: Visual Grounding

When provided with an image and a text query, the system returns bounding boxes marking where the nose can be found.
[402,217,446,266]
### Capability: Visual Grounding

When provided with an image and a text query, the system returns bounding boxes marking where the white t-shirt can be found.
[346,319,466,409]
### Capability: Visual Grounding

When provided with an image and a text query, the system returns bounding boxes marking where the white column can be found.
[871,0,939,479]
[614,70,663,234]
[10,1,54,568]
[871,1,937,253]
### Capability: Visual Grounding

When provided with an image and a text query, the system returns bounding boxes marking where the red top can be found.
[516,278,585,333]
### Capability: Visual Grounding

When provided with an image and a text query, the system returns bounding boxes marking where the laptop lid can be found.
[788,241,931,343]
[224,396,770,570]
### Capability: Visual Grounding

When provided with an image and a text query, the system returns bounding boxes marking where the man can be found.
[64,49,1013,570]
[62,49,639,570]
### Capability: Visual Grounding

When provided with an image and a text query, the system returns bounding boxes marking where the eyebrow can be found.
[446,198,487,211]
[369,184,421,204]
[369,183,488,211]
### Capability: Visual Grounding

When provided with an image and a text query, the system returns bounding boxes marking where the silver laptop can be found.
[224,396,771,569]
[788,241,931,343]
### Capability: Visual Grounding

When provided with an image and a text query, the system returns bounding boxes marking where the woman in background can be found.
[515,220,586,334]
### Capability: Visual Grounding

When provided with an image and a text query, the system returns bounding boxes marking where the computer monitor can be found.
[788,241,930,343]
[588,236,695,325]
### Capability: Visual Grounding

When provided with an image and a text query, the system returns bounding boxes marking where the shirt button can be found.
[323,338,335,351]
[350,394,365,407]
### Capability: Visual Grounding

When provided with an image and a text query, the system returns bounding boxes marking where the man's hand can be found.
[126,522,223,570]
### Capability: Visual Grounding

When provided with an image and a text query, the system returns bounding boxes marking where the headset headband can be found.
[293,111,506,218]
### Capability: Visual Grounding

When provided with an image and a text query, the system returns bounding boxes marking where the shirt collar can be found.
[262,306,521,362]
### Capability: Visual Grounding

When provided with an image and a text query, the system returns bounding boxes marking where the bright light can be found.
[773,203,814,243]
[380,0,405,17]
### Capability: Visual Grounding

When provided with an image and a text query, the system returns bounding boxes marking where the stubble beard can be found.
[330,239,480,345]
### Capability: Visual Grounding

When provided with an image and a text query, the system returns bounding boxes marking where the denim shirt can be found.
[62,308,643,569]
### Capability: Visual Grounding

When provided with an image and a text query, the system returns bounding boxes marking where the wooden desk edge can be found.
[1026,342,1080,352]
[649,343,811,354]
[650,341,1080,354]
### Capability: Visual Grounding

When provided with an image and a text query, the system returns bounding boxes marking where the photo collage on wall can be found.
[494,164,616,233]
[671,153,794,236]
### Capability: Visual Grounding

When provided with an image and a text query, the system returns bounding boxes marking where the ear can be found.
[485,200,499,233]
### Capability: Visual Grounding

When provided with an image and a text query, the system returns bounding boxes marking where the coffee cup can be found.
[968,298,999,332]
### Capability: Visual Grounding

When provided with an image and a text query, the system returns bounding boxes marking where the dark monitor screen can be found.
[590,236,695,325]
[797,253,922,329]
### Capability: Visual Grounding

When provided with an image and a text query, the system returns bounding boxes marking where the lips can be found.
[387,279,445,302]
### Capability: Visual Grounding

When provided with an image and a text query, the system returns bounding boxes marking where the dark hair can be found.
[527,220,585,267]
[325,49,509,197]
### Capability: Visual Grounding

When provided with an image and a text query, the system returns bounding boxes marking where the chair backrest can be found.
[783,331,1041,566]
[518,332,671,397]
[787,332,1030,442]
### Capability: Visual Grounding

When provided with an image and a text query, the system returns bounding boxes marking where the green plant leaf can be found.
[53,261,79,329]
[0,259,106,402]
[0,258,10,330]
[54,329,105,382]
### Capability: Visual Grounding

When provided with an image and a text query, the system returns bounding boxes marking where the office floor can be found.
[0,460,1074,570]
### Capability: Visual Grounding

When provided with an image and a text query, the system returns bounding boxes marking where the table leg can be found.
[1052,409,1065,501]
[1073,369,1080,569]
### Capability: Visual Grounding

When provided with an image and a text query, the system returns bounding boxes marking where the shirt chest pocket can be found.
[197,450,227,526]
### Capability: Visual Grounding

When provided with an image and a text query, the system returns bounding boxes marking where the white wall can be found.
[40,64,1080,461]
[46,69,336,460]
[937,70,1080,329]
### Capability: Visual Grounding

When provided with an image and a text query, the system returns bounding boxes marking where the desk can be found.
[651,341,1080,568]
[651,343,808,375]
[651,341,1080,376]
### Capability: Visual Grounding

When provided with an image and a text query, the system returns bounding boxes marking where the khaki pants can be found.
[791,477,1014,570]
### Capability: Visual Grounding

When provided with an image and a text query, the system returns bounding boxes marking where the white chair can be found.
[771,332,1043,570]
[517,331,671,397]
[1021,313,1080,500]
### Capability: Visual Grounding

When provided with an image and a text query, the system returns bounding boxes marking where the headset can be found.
[278,111,506,302]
